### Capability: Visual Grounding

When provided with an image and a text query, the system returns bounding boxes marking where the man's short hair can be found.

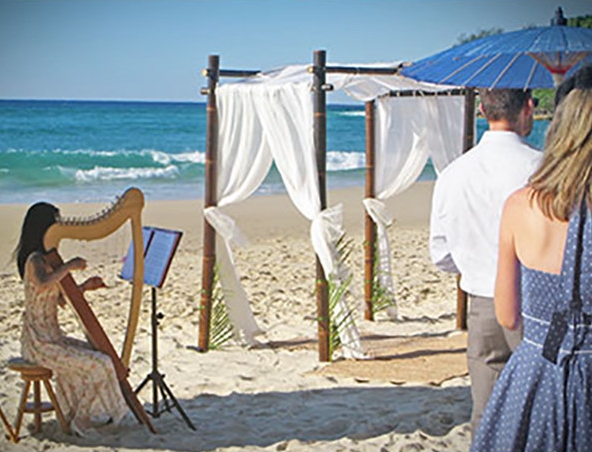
[478,88,531,123]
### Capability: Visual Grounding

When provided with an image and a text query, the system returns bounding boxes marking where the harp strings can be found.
[53,194,132,339]
[54,192,132,268]
[56,193,125,226]
[44,187,145,367]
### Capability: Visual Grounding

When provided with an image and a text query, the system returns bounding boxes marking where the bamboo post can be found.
[463,89,476,153]
[198,55,220,351]
[313,50,330,362]
[364,100,376,321]
[456,88,476,331]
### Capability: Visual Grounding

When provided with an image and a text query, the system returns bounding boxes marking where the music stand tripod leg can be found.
[135,287,196,430]
[158,378,196,430]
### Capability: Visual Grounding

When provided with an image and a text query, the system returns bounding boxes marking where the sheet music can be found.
[120,226,182,288]
[144,228,181,288]
[120,227,152,282]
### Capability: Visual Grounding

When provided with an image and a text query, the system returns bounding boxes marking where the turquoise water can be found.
[0,100,549,204]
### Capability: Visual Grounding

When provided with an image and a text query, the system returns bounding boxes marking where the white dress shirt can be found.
[429,131,542,297]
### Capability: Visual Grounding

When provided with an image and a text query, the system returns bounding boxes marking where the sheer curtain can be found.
[207,82,364,356]
[254,83,365,358]
[203,84,273,344]
[427,96,466,173]
[363,95,464,317]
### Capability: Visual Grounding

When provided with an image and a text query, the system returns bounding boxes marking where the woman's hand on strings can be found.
[67,257,87,272]
[81,276,107,292]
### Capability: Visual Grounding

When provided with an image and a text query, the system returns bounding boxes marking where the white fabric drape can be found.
[203,83,275,345]
[253,83,365,359]
[362,197,397,318]
[310,204,366,359]
[205,62,464,353]
[426,96,466,173]
[211,82,365,357]
[364,95,465,316]
[253,84,320,219]
[204,207,262,344]
[374,95,465,199]
[216,85,274,205]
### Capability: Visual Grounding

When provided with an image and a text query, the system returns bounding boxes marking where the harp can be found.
[43,187,145,368]
[42,187,156,433]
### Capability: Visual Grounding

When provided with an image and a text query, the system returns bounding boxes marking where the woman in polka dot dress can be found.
[471,78,592,451]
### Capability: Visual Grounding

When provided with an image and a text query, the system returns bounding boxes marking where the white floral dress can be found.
[20,253,128,435]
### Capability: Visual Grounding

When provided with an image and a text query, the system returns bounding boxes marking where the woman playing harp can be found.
[14,202,128,437]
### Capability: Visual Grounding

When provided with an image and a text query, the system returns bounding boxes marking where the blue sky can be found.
[1,0,590,102]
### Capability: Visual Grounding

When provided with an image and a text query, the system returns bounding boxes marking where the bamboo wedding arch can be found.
[197,50,474,362]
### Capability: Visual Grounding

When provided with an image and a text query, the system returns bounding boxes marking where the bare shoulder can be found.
[26,251,45,267]
[24,252,46,281]
[503,187,532,218]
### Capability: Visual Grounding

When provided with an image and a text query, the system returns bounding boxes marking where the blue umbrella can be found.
[401,8,592,89]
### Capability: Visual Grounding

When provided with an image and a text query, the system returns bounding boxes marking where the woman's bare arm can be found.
[26,253,86,290]
[494,192,522,330]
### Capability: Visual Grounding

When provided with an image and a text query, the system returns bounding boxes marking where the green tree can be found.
[455,15,591,117]
[568,15,592,29]
[456,27,504,45]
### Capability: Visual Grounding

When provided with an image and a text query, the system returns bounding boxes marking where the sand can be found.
[0,182,472,451]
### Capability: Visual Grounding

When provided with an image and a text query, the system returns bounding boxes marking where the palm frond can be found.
[328,273,355,358]
[209,266,234,350]
[326,234,358,359]
[371,242,396,314]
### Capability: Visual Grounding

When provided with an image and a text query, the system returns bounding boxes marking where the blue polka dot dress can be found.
[471,205,592,452]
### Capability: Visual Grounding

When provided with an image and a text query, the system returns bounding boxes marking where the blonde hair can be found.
[529,88,592,221]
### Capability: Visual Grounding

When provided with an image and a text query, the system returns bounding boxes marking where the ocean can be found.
[0,100,549,205]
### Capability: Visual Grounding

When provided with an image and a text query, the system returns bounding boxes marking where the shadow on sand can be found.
[24,385,470,451]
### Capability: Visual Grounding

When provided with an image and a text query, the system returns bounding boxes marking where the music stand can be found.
[121,226,196,430]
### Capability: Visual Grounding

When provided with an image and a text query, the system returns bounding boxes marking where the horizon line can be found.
[0,97,362,105]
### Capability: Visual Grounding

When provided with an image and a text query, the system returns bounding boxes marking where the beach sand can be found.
[0,182,472,451]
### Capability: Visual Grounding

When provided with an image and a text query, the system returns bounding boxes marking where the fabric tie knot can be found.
[542,309,592,364]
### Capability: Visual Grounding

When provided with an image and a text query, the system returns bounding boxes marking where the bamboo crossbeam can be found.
[364,100,376,321]
[384,88,467,98]
[220,69,260,78]
[202,68,260,78]
[198,54,220,351]
[313,50,330,362]
[325,65,402,75]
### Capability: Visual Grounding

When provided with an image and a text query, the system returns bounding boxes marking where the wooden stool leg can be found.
[33,381,42,433]
[13,380,31,438]
[42,379,69,434]
[0,406,18,443]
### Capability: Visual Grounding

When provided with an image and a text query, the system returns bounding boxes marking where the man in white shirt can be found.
[429,88,542,436]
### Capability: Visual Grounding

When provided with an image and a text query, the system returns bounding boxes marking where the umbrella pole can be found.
[364,100,376,321]
[552,73,565,88]
[198,54,220,351]
[313,50,330,362]
[456,88,476,331]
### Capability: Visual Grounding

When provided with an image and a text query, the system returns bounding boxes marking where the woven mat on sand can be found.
[310,332,468,386]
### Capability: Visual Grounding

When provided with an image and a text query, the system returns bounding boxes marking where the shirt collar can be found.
[480,130,527,146]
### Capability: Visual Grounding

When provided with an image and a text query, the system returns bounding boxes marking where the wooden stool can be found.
[8,358,69,438]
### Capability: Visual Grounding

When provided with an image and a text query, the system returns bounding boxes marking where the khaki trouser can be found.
[467,294,522,437]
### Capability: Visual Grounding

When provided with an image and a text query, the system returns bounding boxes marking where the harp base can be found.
[134,288,196,431]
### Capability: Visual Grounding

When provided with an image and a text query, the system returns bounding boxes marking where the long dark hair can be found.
[14,202,59,279]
